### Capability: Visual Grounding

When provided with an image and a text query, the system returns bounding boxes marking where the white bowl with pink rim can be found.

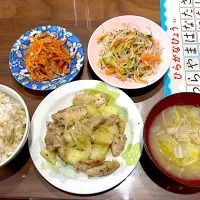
[88,15,172,89]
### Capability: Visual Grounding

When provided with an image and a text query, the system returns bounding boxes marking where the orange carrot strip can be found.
[134,72,147,84]
[97,33,108,42]
[109,38,120,49]
[114,67,126,82]
[140,54,161,61]
[105,67,114,75]
[114,38,127,52]
[114,42,124,52]
[118,59,126,64]
[24,32,73,82]
[126,31,135,36]
[105,70,114,75]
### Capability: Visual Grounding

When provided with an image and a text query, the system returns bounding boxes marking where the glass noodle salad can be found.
[97,24,162,83]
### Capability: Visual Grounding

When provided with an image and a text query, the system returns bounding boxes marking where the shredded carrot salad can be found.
[24,32,74,82]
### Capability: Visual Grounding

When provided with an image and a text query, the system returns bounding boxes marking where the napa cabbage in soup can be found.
[149,105,200,180]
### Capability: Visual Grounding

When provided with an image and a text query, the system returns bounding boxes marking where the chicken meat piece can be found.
[52,106,87,124]
[111,135,127,156]
[76,159,104,171]
[86,160,120,177]
[111,120,127,156]
[47,122,64,136]
[93,93,108,107]
[104,115,119,126]
[57,146,67,161]
[45,122,65,151]
[81,115,105,133]
[73,94,95,106]
[118,120,126,135]
[45,132,64,151]
[73,93,108,108]
[63,130,74,144]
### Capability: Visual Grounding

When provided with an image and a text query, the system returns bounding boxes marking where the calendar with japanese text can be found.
[161,0,200,96]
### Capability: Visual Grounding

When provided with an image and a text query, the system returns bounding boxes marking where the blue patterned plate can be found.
[9,25,84,91]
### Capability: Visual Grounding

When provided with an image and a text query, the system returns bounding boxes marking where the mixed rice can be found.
[0,92,26,162]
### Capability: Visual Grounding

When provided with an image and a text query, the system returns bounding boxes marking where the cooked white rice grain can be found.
[0,92,26,162]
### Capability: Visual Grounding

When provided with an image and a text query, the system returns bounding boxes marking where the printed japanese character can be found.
[180,8,194,18]
[186,58,198,69]
[184,45,198,56]
[195,8,200,17]
[173,46,180,54]
[173,33,179,37]
[171,38,179,44]
[183,32,196,42]
[193,87,200,93]
[174,72,182,79]
[196,10,200,16]
[185,47,197,54]
[181,0,192,5]
[170,27,178,31]
[173,54,180,62]
[173,64,182,70]
[188,73,200,81]
[184,58,200,71]
[181,9,193,17]
[181,20,195,30]
[187,86,200,93]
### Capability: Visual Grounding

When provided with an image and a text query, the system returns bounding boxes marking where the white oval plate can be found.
[88,15,172,89]
[28,80,143,194]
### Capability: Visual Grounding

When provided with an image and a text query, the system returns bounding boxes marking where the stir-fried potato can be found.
[41,91,127,177]
[40,147,56,165]
[92,128,113,145]
[90,144,109,160]
[66,147,91,166]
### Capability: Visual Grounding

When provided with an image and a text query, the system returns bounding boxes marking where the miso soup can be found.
[149,105,200,180]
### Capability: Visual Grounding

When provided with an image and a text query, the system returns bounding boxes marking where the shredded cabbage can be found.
[159,140,200,167]
[156,106,200,168]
